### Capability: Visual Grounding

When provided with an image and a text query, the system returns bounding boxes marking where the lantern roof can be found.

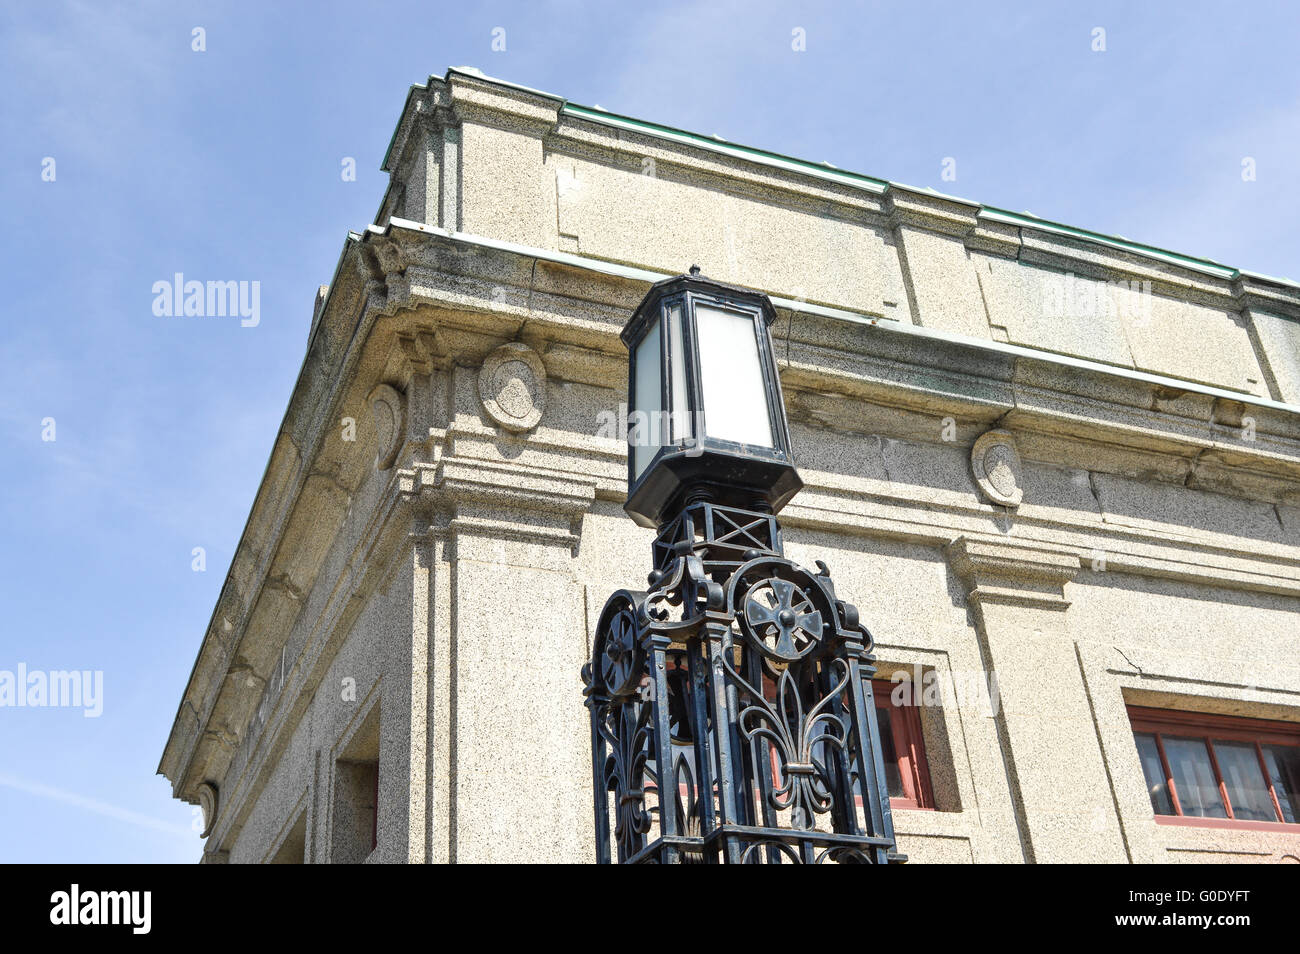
[620,269,780,350]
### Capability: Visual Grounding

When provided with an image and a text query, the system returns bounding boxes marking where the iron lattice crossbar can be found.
[583,503,905,864]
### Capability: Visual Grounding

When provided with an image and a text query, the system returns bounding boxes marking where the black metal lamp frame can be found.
[583,272,905,865]
[622,272,802,529]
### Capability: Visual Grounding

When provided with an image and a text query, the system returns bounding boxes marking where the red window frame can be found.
[1128,705,1300,832]
[872,678,934,811]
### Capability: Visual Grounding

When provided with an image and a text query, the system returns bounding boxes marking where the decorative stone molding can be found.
[366,383,407,470]
[945,536,1080,610]
[447,69,562,136]
[395,327,442,375]
[197,781,218,838]
[971,428,1024,507]
[479,342,546,432]
[398,453,597,561]
[402,455,596,521]
[964,217,1022,258]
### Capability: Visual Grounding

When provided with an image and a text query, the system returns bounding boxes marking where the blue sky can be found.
[1,1,1298,862]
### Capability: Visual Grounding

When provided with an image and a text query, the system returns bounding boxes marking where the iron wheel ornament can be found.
[742,576,823,663]
[600,606,642,698]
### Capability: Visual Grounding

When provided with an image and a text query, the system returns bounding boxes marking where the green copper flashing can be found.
[979,207,1240,281]
[562,103,890,194]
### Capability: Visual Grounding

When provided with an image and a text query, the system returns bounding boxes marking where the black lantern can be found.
[582,267,904,864]
[622,267,802,529]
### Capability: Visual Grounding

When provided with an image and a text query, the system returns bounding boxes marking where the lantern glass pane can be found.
[666,303,691,443]
[631,318,663,479]
[695,304,774,448]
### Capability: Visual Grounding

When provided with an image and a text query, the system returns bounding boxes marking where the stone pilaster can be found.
[945,536,1129,863]
[412,455,598,863]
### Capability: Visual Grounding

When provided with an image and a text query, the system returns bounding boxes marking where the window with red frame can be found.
[872,678,934,810]
[1128,705,1300,829]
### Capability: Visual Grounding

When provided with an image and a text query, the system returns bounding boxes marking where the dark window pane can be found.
[1262,745,1300,824]
[1134,733,1174,815]
[1163,736,1227,818]
[1213,741,1277,822]
[875,704,902,799]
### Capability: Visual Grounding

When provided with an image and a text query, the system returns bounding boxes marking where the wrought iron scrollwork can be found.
[583,501,905,864]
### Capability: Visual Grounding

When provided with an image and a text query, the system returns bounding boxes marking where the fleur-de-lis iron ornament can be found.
[724,655,851,829]
[583,271,902,864]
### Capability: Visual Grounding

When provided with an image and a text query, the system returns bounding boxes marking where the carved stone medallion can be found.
[479,342,546,432]
[197,781,218,838]
[366,382,406,470]
[971,428,1023,507]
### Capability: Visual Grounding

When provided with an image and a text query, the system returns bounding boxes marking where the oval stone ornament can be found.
[367,382,406,470]
[479,342,546,432]
[971,428,1024,507]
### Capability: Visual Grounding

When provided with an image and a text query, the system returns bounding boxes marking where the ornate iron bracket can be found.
[582,503,906,864]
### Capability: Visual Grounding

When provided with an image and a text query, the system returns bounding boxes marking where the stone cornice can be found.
[381,77,455,174]
[402,455,598,530]
[549,113,893,227]
[410,70,1300,306]
[1234,272,1300,320]
[157,232,378,797]
[784,471,1300,594]
[447,70,561,135]
[357,222,1300,479]
[1011,228,1234,308]
[884,188,981,238]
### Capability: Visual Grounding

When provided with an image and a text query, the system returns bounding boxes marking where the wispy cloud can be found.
[0,772,194,837]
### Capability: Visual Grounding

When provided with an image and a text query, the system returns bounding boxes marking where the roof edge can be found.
[386,67,1298,293]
